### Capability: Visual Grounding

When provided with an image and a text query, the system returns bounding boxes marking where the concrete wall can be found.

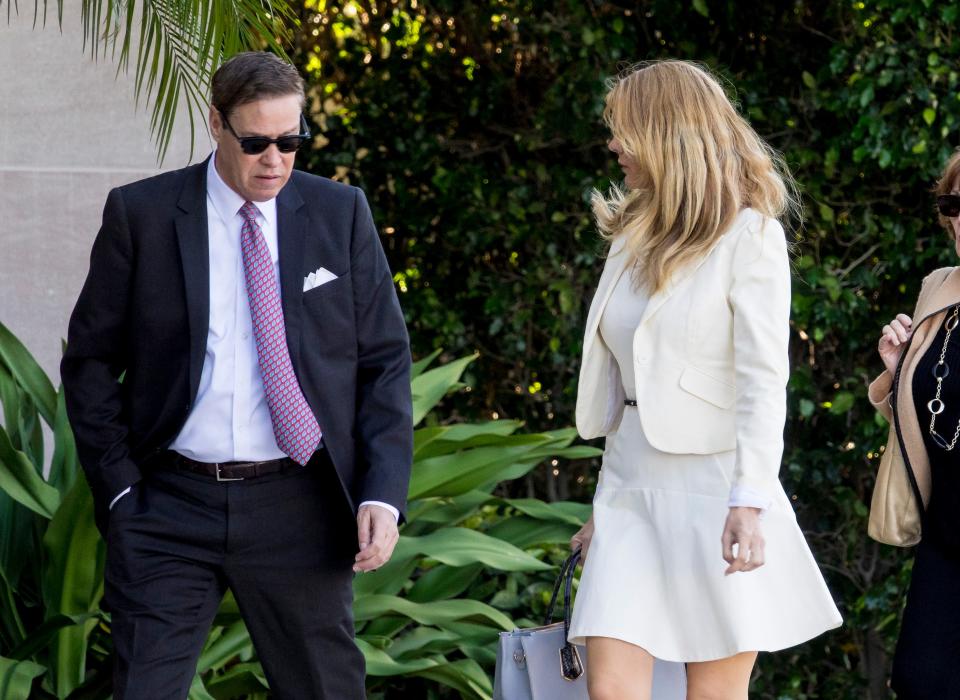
[0,4,206,384]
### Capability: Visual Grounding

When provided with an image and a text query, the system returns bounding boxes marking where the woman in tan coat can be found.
[870,151,960,698]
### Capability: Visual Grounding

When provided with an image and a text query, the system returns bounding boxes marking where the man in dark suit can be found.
[61,51,412,699]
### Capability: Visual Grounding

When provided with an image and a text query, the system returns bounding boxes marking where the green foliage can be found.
[356,353,600,699]
[0,324,599,698]
[0,321,105,699]
[295,1,960,696]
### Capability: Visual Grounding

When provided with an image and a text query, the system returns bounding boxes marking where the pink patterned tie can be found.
[239,201,321,465]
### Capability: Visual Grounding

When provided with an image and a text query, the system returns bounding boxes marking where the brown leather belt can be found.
[164,451,299,481]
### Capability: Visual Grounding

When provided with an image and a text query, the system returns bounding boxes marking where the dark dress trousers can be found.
[61,158,413,699]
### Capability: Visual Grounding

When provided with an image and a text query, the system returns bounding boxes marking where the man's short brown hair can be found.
[211,51,305,117]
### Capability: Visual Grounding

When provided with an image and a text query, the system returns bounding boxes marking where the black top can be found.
[913,307,960,555]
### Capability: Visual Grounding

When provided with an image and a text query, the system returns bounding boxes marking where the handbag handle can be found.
[542,548,585,681]
[543,548,581,634]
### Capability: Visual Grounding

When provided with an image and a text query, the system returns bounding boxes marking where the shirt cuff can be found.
[108,486,132,511]
[727,485,772,513]
[359,500,400,522]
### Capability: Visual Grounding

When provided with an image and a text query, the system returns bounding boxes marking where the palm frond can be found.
[3,0,298,162]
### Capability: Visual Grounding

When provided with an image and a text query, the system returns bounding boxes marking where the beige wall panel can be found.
[0,4,206,382]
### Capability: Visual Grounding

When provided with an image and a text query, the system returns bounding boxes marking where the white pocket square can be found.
[303,267,338,292]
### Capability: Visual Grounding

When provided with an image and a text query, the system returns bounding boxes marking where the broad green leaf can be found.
[500,498,587,526]
[415,657,493,700]
[48,387,79,496]
[434,619,504,647]
[384,626,460,658]
[0,486,40,597]
[212,590,242,627]
[486,516,578,549]
[187,673,217,700]
[7,613,96,661]
[201,662,269,696]
[411,354,477,424]
[0,426,59,519]
[407,563,483,602]
[352,556,418,597]
[414,420,523,458]
[0,579,28,653]
[411,348,442,379]
[41,477,103,696]
[408,490,492,525]
[359,615,410,641]
[393,528,550,572]
[0,366,22,450]
[417,431,546,459]
[354,594,514,631]
[410,438,569,499]
[0,656,45,700]
[197,620,253,673]
[0,321,56,426]
[355,637,442,676]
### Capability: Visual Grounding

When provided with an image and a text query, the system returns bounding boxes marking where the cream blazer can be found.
[575,208,791,501]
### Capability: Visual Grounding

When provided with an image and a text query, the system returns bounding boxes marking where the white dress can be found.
[567,268,842,663]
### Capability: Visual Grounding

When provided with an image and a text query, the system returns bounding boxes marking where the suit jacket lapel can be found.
[277,179,307,370]
[174,159,211,403]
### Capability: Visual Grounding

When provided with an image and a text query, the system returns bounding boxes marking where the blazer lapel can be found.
[277,179,307,370]
[917,267,960,319]
[174,160,211,403]
[582,236,631,357]
[638,209,753,327]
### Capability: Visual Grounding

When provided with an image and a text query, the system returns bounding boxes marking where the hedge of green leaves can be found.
[295,1,960,696]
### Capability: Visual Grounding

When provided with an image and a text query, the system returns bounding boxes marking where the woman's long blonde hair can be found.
[592,60,798,292]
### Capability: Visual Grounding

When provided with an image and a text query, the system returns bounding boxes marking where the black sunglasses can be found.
[219,110,311,155]
[938,194,960,218]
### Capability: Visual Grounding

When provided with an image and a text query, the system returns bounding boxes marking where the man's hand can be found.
[721,506,765,575]
[354,504,400,573]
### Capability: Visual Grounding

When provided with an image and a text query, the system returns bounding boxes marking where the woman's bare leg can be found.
[585,636,655,700]
[685,651,757,700]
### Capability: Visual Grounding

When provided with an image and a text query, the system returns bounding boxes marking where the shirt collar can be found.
[206,151,278,228]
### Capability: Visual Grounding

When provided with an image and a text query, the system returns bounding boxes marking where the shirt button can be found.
[241,332,250,340]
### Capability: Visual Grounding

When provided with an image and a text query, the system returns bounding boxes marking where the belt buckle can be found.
[215,463,244,482]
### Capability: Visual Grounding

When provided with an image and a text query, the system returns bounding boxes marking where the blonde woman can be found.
[567,61,842,700]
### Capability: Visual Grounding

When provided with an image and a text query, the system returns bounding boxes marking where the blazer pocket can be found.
[303,272,351,307]
[678,366,736,410]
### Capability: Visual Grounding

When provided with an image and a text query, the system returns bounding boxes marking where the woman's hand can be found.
[570,512,595,563]
[879,313,914,376]
[721,507,764,575]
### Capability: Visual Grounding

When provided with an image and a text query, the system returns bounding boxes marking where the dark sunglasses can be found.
[219,110,311,155]
[938,194,960,218]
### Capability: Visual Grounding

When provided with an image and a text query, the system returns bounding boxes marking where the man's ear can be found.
[209,105,222,142]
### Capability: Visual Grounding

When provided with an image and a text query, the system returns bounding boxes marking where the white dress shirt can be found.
[112,153,398,521]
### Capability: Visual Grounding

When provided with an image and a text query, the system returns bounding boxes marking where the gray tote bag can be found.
[493,550,686,700]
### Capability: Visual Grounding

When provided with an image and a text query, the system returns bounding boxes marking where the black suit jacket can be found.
[61,159,413,530]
